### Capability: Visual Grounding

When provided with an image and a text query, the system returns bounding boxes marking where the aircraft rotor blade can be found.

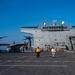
[23,39,27,40]
[0,36,7,39]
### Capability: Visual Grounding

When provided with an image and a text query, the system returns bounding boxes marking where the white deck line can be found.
[0,65,67,67]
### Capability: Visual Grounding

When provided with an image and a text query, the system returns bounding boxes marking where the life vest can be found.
[36,48,41,52]
[21,46,24,48]
[51,49,56,52]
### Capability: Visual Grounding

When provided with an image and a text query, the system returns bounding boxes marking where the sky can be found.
[0,0,75,48]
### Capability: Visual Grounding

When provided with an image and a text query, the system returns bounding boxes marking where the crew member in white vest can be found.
[51,47,56,58]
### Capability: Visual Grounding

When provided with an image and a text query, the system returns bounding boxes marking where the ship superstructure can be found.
[21,20,75,50]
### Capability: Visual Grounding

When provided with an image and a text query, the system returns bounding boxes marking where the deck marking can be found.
[0,60,75,63]
[34,61,41,62]
[14,60,22,62]
[0,65,67,67]
[0,66,14,74]
[5,60,12,62]
[42,61,50,62]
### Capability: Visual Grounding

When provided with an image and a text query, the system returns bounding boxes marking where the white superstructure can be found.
[21,20,75,50]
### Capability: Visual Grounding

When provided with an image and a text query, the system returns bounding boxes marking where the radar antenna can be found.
[62,21,65,26]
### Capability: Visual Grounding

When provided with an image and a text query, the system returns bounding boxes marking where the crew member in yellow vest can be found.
[36,47,41,57]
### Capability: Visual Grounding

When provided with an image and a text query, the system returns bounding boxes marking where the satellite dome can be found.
[44,22,46,26]
[62,21,65,25]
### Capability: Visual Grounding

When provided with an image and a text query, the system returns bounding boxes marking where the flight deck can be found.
[0,51,75,75]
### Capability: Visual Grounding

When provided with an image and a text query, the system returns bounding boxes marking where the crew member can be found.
[20,45,24,52]
[36,47,41,58]
[51,47,56,58]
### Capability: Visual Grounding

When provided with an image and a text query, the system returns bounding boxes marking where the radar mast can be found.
[53,20,57,26]
[43,17,46,26]
[62,21,65,26]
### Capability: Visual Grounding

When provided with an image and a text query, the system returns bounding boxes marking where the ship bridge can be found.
[41,25,69,31]
[41,20,69,31]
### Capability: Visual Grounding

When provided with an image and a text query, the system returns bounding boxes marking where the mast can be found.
[53,20,57,26]
[43,17,46,26]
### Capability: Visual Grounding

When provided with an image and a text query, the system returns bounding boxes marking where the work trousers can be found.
[36,52,40,57]
[52,52,55,57]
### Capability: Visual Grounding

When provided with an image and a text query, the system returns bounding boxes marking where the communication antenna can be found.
[53,20,57,26]
[43,17,46,26]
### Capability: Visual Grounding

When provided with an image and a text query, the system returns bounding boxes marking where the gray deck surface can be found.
[0,51,75,75]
